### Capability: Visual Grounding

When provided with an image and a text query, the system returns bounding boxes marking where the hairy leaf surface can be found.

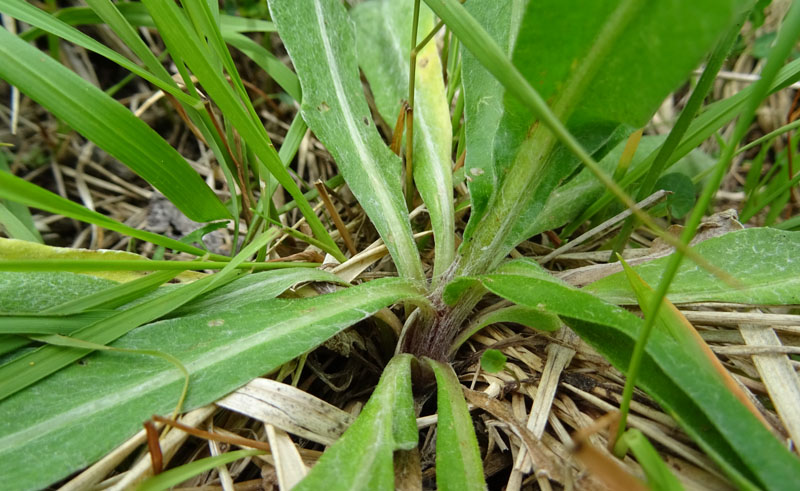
[0,277,424,489]
[269,0,424,280]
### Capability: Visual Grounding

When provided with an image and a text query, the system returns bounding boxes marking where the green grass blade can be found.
[139,449,264,491]
[0,152,40,243]
[0,227,279,400]
[427,358,486,491]
[44,270,179,315]
[352,0,455,281]
[563,56,800,236]
[427,0,738,276]
[618,430,684,491]
[449,259,800,489]
[0,203,40,243]
[586,228,800,305]
[18,3,275,42]
[269,0,424,280]
[140,0,342,259]
[0,27,229,223]
[226,32,302,102]
[0,312,114,335]
[295,354,418,491]
[0,0,200,107]
[0,278,424,490]
[0,172,226,259]
[614,0,800,449]
[0,259,318,273]
[82,0,174,82]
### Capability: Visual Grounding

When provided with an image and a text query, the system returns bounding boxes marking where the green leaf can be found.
[18,3,275,42]
[0,25,229,223]
[268,0,424,280]
[225,32,302,101]
[427,358,486,491]
[0,278,425,490]
[0,311,115,335]
[456,261,800,490]
[352,0,455,280]
[450,0,738,271]
[515,0,738,127]
[565,56,800,235]
[139,449,265,491]
[451,304,561,354]
[0,153,40,243]
[0,237,197,283]
[296,354,418,491]
[655,173,695,219]
[617,430,684,491]
[479,349,507,373]
[0,173,228,259]
[0,227,282,400]
[0,272,115,314]
[140,0,341,258]
[586,228,800,305]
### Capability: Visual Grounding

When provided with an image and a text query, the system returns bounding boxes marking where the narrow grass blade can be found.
[0,280,425,490]
[433,0,738,274]
[427,358,486,491]
[140,0,341,259]
[226,32,301,102]
[564,56,800,236]
[0,152,40,243]
[0,171,226,260]
[0,28,229,223]
[445,258,800,490]
[269,0,424,280]
[586,228,800,305]
[138,449,264,491]
[43,270,180,315]
[618,429,684,491]
[18,3,275,42]
[0,312,114,335]
[617,257,768,428]
[295,354,418,491]
[0,203,40,243]
[0,0,201,107]
[0,237,205,282]
[353,0,454,280]
[0,259,318,273]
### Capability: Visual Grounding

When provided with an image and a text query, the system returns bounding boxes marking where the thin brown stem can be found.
[204,102,253,225]
[315,180,357,255]
[151,414,271,452]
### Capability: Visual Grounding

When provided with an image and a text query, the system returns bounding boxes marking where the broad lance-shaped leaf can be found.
[457,0,623,268]
[617,257,769,428]
[443,259,800,490]
[586,228,800,305]
[0,277,426,490]
[0,25,228,223]
[295,354,417,491]
[352,0,454,281]
[427,358,486,491]
[269,0,424,281]
[448,0,740,272]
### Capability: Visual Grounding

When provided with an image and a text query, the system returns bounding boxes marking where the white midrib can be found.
[0,304,378,451]
[313,0,420,279]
